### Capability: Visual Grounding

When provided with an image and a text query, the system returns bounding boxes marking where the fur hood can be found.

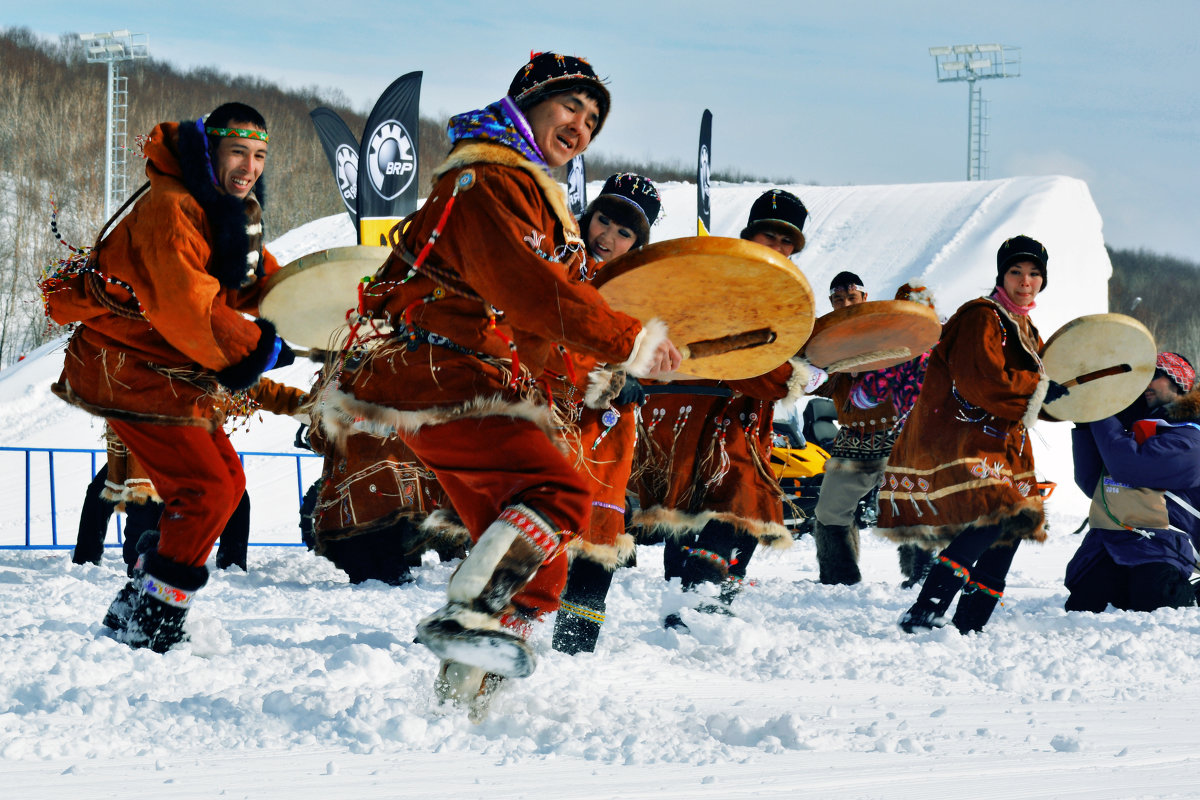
[1163,386,1200,423]
[147,120,267,290]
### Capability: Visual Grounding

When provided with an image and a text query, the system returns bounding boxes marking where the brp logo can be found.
[334,144,358,213]
[698,144,711,219]
[366,120,416,200]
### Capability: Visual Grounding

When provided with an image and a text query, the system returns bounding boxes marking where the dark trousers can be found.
[1065,551,1196,612]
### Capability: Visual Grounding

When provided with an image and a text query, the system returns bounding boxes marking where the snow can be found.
[5,177,1197,799]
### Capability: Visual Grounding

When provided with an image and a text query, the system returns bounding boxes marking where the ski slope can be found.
[6,177,1195,800]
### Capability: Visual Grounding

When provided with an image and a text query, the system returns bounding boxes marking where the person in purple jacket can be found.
[1064,352,1200,613]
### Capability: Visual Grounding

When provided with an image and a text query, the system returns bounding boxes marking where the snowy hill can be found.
[8,177,1195,800]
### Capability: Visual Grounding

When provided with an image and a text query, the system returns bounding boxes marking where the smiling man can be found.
[313,52,680,712]
[46,102,292,653]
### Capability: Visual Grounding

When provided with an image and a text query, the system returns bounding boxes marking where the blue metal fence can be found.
[0,446,321,550]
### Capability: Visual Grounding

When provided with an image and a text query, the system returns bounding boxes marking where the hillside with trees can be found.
[1,26,1197,369]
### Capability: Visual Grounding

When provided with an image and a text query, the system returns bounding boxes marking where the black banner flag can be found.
[567,155,587,218]
[697,109,712,236]
[309,107,359,229]
[357,71,423,246]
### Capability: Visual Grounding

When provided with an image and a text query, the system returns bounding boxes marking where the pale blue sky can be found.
[6,0,1198,260]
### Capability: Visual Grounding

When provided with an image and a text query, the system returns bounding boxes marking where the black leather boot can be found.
[899,556,967,633]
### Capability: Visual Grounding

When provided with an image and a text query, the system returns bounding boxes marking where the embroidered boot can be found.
[117,550,208,653]
[103,530,160,632]
[898,543,935,589]
[552,556,615,655]
[813,521,862,585]
[416,504,560,679]
[899,556,968,633]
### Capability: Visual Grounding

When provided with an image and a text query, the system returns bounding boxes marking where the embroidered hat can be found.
[996,235,1049,290]
[1156,351,1195,393]
[508,52,611,137]
[740,189,808,250]
[581,172,661,248]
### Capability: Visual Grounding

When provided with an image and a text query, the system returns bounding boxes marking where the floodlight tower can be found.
[79,29,149,219]
[928,44,1020,180]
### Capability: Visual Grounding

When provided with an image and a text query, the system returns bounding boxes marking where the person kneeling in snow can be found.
[1065,352,1200,613]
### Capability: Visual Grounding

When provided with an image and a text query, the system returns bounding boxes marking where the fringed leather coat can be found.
[47,121,281,429]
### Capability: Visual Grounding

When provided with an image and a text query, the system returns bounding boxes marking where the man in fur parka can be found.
[316,53,681,688]
[1065,352,1200,613]
[45,102,292,652]
[634,189,819,631]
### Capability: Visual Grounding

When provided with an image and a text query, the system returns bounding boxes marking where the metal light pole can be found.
[79,30,149,219]
[928,44,1020,181]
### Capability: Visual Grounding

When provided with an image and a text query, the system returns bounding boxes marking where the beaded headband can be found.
[206,126,269,143]
[1156,352,1195,393]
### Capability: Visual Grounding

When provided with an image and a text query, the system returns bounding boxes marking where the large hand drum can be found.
[1040,313,1156,423]
[804,300,941,373]
[593,237,815,380]
[260,246,391,349]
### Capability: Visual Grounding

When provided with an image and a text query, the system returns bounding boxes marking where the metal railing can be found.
[0,446,321,550]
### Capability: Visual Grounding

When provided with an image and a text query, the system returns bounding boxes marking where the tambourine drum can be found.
[804,300,941,373]
[1040,313,1156,423]
[260,246,390,349]
[593,237,815,380]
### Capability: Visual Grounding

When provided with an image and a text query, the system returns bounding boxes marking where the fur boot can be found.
[215,492,251,571]
[416,503,560,678]
[898,543,935,589]
[899,556,967,633]
[117,550,209,653]
[552,556,616,655]
[103,529,160,631]
[813,521,862,585]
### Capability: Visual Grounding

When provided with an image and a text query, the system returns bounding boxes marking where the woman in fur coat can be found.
[551,173,663,654]
[877,235,1068,634]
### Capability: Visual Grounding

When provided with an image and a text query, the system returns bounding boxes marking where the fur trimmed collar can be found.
[1163,387,1200,423]
[432,140,579,238]
[174,120,267,290]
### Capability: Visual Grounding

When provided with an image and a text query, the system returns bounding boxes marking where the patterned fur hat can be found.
[580,173,661,248]
[740,189,807,251]
[508,52,611,137]
[894,281,936,311]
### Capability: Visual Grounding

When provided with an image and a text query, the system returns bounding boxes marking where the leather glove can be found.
[1044,380,1070,404]
[614,376,646,407]
[267,337,296,371]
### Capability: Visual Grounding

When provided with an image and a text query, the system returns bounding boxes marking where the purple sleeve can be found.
[1091,416,1200,491]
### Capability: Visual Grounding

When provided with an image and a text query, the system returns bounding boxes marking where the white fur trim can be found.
[1022,374,1050,430]
[784,357,815,404]
[620,318,669,378]
[447,519,519,604]
[583,366,621,409]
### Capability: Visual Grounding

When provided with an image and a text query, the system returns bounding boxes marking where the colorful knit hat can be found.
[1156,352,1195,393]
[581,173,661,247]
[740,189,808,250]
[996,235,1048,289]
[508,52,611,137]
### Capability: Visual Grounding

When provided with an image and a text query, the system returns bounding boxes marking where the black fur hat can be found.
[580,173,661,248]
[508,52,611,137]
[996,234,1048,290]
[740,189,807,251]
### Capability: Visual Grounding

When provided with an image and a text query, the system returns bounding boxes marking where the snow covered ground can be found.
[5,178,1197,799]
